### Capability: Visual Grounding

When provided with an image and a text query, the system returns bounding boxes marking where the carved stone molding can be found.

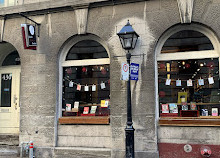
[177,0,194,23]
[74,8,88,35]
[0,19,5,42]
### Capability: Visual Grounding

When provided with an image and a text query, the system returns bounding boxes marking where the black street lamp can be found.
[117,20,139,158]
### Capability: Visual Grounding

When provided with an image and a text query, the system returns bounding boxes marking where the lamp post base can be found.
[125,125,135,158]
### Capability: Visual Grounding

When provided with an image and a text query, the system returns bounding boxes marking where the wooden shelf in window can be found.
[79,104,101,107]
[159,117,220,126]
[59,116,110,125]
[175,103,220,106]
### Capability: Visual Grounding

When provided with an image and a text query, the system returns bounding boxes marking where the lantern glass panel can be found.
[131,35,138,49]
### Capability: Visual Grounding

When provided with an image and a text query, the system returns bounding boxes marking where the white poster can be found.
[165,79,171,85]
[69,81,73,87]
[77,84,81,91]
[92,85,96,91]
[84,85,89,91]
[176,80,181,86]
[198,79,204,86]
[121,63,129,81]
[187,79,193,86]
[101,82,106,89]
[208,77,214,84]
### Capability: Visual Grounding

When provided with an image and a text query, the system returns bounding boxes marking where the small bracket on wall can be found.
[0,16,6,42]
[113,54,146,59]
[19,13,41,37]
[177,0,194,24]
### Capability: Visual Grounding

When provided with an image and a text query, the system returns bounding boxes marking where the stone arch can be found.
[0,42,21,66]
[59,34,110,63]
[156,23,220,59]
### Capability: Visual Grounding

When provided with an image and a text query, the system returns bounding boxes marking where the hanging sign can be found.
[21,24,37,50]
[130,63,139,80]
[121,63,129,81]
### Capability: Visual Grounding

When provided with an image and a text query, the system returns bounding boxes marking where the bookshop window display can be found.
[59,40,110,124]
[158,29,220,126]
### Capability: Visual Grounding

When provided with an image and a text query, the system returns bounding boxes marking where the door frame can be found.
[0,65,21,134]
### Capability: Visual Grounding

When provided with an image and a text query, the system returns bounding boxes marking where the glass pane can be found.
[161,30,214,53]
[66,40,108,60]
[8,0,15,6]
[2,51,20,66]
[158,58,219,116]
[124,38,132,49]
[62,65,110,115]
[1,73,12,107]
[0,0,4,7]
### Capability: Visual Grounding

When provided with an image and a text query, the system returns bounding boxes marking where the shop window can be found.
[161,30,214,53]
[157,29,220,126]
[0,0,16,7]
[59,40,110,125]
[0,0,4,7]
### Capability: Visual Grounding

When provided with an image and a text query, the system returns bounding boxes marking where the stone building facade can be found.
[0,0,220,158]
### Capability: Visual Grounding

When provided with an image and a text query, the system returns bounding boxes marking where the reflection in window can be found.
[158,58,220,117]
[8,0,15,6]
[2,51,20,66]
[1,73,12,107]
[0,0,4,7]
[63,65,110,116]
[66,40,108,60]
[158,58,219,103]
[0,0,16,7]
[162,30,214,53]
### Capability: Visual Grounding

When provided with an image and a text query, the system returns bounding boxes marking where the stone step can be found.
[0,134,19,146]
[54,147,111,158]
[0,145,19,158]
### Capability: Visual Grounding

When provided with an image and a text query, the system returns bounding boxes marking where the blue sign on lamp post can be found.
[130,63,139,81]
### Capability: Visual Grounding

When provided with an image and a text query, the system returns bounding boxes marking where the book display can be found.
[161,104,169,113]
[83,107,89,114]
[62,65,110,119]
[169,103,178,113]
[201,109,208,116]
[66,104,71,111]
[190,102,197,110]
[158,58,220,119]
[181,102,188,111]
[63,99,110,117]
[212,108,218,116]
[90,106,97,114]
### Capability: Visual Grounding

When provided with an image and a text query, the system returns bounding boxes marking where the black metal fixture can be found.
[117,20,139,158]
[19,13,41,37]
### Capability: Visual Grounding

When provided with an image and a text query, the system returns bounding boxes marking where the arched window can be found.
[59,39,110,124]
[157,24,220,126]
[161,30,213,53]
[2,51,20,66]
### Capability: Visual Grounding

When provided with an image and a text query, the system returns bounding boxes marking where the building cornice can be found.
[0,0,147,19]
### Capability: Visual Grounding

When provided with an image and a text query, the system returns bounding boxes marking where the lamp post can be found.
[117,20,139,158]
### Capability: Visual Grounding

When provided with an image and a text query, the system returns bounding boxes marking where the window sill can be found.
[159,116,220,126]
[59,116,110,125]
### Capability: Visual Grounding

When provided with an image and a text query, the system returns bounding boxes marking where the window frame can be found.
[155,24,220,126]
[0,0,17,7]
[58,35,110,123]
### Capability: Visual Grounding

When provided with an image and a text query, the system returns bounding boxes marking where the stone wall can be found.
[1,0,220,157]
[154,0,220,147]
[0,1,159,157]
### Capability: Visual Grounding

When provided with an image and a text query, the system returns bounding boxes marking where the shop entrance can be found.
[0,42,21,134]
[0,66,20,134]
